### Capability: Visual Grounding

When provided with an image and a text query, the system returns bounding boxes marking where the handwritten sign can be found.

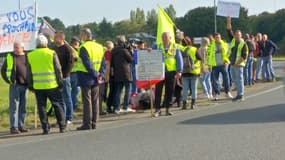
[217,0,241,18]
[135,50,165,81]
[0,5,37,53]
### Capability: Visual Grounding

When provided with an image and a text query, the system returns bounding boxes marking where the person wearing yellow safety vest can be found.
[180,36,203,110]
[227,17,249,102]
[208,33,233,101]
[1,41,29,134]
[69,36,81,111]
[154,32,183,117]
[27,35,66,134]
[76,28,105,130]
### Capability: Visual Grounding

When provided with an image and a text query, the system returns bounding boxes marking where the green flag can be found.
[156,6,175,45]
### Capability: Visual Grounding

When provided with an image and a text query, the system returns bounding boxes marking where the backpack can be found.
[182,47,194,73]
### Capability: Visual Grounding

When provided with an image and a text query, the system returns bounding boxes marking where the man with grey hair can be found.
[27,34,66,134]
[1,41,29,134]
[76,28,105,130]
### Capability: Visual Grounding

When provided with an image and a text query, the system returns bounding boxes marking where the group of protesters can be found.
[1,16,279,134]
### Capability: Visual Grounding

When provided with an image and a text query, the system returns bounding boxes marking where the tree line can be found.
[44,5,285,55]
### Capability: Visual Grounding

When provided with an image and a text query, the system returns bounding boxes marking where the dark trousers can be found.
[106,79,115,112]
[81,85,99,127]
[154,71,176,111]
[99,83,107,114]
[35,88,65,131]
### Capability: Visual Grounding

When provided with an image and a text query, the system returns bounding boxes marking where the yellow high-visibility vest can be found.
[159,43,177,72]
[28,48,58,90]
[208,40,230,67]
[6,53,14,84]
[77,41,105,72]
[230,39,248,67]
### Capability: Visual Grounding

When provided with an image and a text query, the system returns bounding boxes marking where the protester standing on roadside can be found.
[260,34,278,82]
[199,37,213,100]
[154,32,183,117]
[53,31,74,124]
[76,28,105,130]
[227,17,248,102]
[70,36,81,111]
[208,33,233,101]
[27,35,66,134]
[1,41,29,134]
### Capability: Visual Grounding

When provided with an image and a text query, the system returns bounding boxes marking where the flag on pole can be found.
[156,6,176,45]
[38,17,55,39]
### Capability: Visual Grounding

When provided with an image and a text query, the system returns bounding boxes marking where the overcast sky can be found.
[1,0,284,26]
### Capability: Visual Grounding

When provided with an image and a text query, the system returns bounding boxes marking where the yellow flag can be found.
[156,6,175,45]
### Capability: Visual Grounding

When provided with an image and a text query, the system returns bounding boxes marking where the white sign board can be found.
[135,50,165,81]
[0,5,37,53]
[217,0,241,18]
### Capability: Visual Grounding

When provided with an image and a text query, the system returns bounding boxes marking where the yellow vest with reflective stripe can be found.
[28,48,58,89]
[6,53,14,83]
[71,50,80,72]
[160,43,177,72]
[187,46,201,75]
[77,41,105,72]
[208,40,230,67]
[230,39,248,67]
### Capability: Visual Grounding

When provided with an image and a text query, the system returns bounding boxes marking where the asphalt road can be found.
[0,82,284,160]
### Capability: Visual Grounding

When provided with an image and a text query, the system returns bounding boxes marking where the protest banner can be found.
[0,5,37,53]
[217,0,241,18]
[135,50,164,89]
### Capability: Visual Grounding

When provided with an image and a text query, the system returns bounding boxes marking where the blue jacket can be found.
[260,40,278,57]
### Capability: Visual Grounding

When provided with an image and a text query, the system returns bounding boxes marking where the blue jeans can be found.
[182,76,199,101]
[212,65,230,95]
[70,73,80,110]
[9,84,28,129]
[262,55,275,80]
[131,66,138,94]
[62,77,73,121]
[200,72,212,95]
[244,55,254,85]
[114,82,131,110]
[231,66,244,96]
[256,57,263,80]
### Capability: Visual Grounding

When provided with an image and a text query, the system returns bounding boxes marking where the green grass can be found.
[273,55,285,61]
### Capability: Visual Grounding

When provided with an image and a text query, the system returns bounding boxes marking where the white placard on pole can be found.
[217,0,241,18]
[135,50,165,81]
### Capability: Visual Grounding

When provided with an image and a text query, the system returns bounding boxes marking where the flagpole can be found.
[18,0,21,9]
[214,0,217,33]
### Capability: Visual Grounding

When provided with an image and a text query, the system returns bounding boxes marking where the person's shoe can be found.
[114,109,120,115]
[226,92,233,99]
[77,125,91,130]
[59,128,66,133]
[91,123,96,129]
[19,127,29,133]
[190,99,196,110]
[165,109,173,116]
[214,94,219,101]
[182,101,187,110]
[125,108,136,113]
[153,110,161,118]
[100,111,108,115]
[42,129,49,135]
[10,128,20,134]
[232,95,244,102]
